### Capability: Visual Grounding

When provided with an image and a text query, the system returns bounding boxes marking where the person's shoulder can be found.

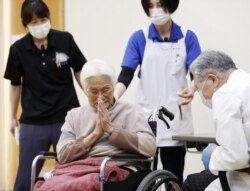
[11,34,30,48]
[133,29,144,36]
[180,26,198,40]
[67,106,82,115]
[178,25,200,46]
[172,21,196,36]
[50,29,74,40]
[68,106,91,115]
[176,25,196,37]
[226,69,250,90]
[66,105,94,119]
[186,29,198,38]
[125,29,146,50]
[129,29,145,41]
[214,70,247,99]
[50,29,72,36]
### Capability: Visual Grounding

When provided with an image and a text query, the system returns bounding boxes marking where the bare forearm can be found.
[83,131,101,149]
[114,82,126,99]
[10,85,21,118]
[74,71,82,89]
[58,132,102,163]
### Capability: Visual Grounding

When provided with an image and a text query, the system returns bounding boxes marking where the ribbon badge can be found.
[55,52,69,68]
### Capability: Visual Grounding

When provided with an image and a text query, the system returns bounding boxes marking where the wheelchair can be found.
[218,165,250,191]
[30,106,182,191]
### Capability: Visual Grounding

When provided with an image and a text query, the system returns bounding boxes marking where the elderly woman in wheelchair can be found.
[33,59,159,191]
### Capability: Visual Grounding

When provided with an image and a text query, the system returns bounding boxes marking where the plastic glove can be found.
[202,143,216,169]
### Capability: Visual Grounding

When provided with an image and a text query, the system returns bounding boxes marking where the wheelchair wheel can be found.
[136,170,182,191]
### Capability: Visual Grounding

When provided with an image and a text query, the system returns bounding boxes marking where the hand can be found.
[95,113,104,137]
[177,86,196,106]
[97,98,113,134]
[202,143,217,169]
[10,118,19,136]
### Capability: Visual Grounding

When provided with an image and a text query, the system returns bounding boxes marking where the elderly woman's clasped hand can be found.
[96,98,113,135]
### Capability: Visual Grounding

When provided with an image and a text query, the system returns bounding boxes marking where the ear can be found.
[208,74,219,88]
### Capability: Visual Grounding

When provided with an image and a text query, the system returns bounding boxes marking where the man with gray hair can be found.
[181,50,250,190]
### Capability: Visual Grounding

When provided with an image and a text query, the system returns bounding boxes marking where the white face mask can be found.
[198,79,213,109]
[149,8,170,26]
[28,20,51,39]
[199,91,212,109]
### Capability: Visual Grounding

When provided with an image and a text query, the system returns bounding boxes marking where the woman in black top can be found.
[4,1,87,190]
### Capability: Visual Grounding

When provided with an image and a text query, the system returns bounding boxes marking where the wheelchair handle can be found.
[158,111,170,129]
[151,106,174,121]
[39,151,57,157]
[149,106,174,132]
[160,106,174,121]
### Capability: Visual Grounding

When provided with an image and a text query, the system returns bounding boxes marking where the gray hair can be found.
[80,59,116,90]
[190,50,237,82]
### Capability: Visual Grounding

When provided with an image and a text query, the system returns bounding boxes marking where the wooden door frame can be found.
[4,1,64,190]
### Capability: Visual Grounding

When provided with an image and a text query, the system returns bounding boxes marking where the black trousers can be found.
[154,146,186,183]
[182,169,218,191]
[14,122,63,191]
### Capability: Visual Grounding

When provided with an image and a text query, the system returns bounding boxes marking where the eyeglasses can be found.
[86,85,113,97]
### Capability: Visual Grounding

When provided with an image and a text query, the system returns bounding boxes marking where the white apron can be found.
[135,27,193,146]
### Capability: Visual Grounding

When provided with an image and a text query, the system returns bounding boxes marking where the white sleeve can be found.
[209,92,249,175]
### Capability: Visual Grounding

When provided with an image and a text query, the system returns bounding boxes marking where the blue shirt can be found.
[121,22,201,71]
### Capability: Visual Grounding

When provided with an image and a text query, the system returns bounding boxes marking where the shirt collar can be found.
[23,34,35,50]
[24,30,56,51]
[148,21,184,42]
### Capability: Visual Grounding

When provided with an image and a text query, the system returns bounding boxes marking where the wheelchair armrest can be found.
[31,152,57,191]
[237,167,250,174]
[99,153,153,191]
[107,153,150,160]
[39,151,57,157]
[219,167,250,191]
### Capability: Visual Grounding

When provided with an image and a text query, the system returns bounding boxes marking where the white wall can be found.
[65,0,250,177]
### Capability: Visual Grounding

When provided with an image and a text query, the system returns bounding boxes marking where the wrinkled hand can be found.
[177,86,196,106]
[10,118,19,136]
[97,98,113,134]
[95,113,104,137]
[202,143,217,169]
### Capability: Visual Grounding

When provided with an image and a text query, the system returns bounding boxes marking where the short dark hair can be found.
[21,0,50,27]
[141,0,179,16]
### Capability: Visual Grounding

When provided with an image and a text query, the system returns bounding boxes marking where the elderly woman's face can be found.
[85,75,114,110]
